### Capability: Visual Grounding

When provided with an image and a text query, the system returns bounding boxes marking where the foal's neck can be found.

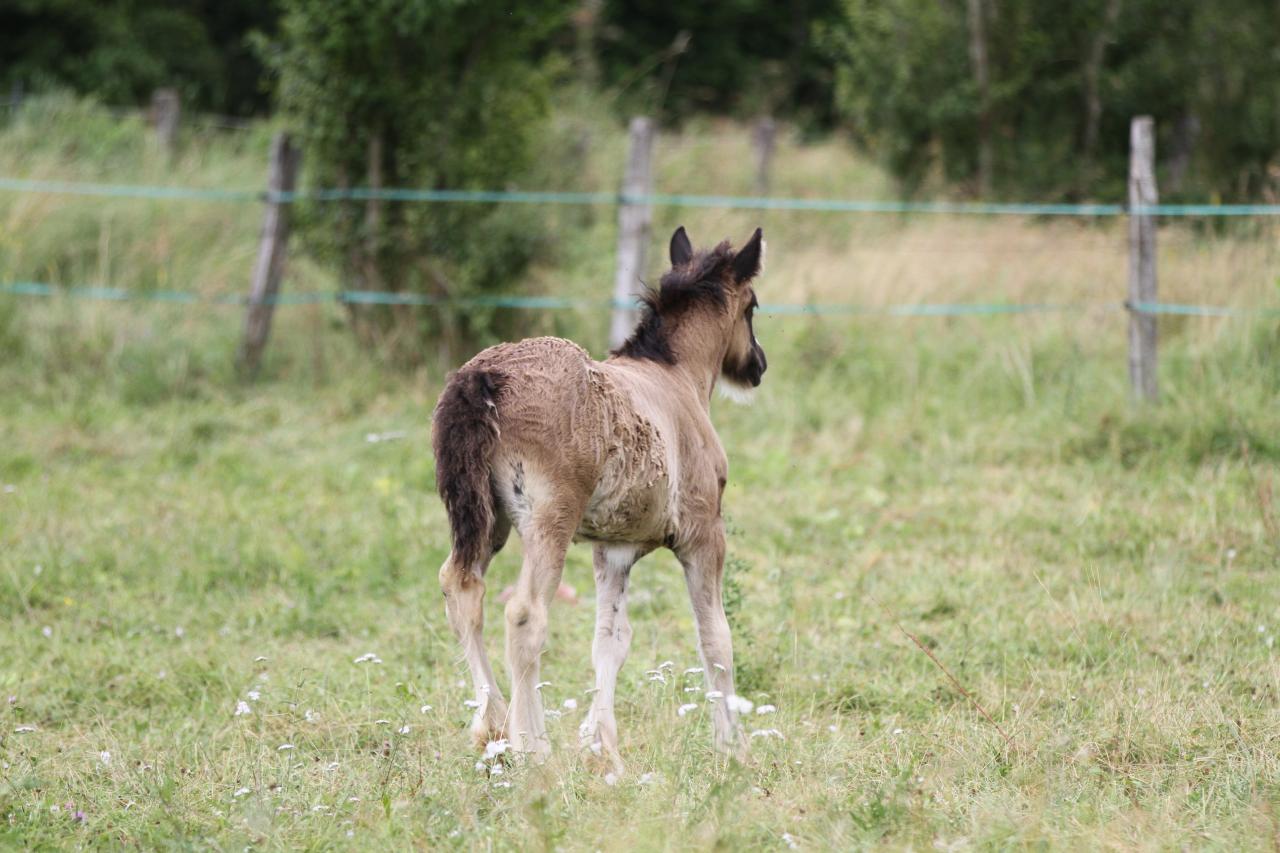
[665,319,729,410]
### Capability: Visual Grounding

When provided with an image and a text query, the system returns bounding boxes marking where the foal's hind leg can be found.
[504,504,580,757]
[677,523,747,756]
[439,514,511,748]
[580,543,647,767]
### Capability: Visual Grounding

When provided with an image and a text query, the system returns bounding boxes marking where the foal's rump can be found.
[433,336,674,555]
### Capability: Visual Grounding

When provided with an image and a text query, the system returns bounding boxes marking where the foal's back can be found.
[453,335,678,545]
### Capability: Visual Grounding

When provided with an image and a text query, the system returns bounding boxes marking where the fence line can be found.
[6,281,1280,319]
[6,175,1280,218]
[4,113,1280,400]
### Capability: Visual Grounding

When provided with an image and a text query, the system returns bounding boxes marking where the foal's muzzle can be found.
[747,346,767,387]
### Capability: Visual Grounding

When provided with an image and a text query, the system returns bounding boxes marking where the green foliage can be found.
[0,0,279,115]
[266,0,572,358]
[597,0,846,126]
[832,0,1280,200]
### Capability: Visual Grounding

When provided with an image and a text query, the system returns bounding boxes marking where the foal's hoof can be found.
[471,727,508,754]
[508,731,552,763]
[469,717,508,753]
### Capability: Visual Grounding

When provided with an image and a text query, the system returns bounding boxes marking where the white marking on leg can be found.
[581,544,640,762]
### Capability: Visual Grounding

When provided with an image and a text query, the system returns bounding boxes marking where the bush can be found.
[266,0,573,362]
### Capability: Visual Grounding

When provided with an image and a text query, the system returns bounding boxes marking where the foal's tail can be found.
[432,368,505,571]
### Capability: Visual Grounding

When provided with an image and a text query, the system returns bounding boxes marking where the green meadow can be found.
[2,98,1279,850]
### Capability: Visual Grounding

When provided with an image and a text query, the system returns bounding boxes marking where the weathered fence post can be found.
[752,116,776,197]
[149,88,181,156]
[609,116,655,350]
[238,132,301,377]
[1127,116,1158,403]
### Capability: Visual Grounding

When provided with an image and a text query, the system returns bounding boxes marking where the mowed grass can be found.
[2,98,1280,849]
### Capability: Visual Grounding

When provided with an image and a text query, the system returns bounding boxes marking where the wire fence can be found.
[5,176,1280,218]
[5,282,1279,319]
[2,175,1278,319]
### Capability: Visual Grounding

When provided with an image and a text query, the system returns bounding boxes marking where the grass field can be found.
[2,97,1280,849]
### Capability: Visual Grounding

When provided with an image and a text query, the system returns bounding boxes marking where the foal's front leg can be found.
[580,543,647,767]
[677,523,747,756]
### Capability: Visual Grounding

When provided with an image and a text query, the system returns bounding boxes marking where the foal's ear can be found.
[670,226,694,266]
[732,227,765,283]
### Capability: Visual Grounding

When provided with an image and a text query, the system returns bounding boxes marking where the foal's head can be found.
[615,226,768,394]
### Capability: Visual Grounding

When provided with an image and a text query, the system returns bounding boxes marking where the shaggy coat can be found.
[432,227,767,764]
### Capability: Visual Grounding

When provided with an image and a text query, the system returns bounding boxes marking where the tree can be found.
[832,0,1280,201]
[0,0,279,115]
[266,0,572,360]
[596,0,846,127]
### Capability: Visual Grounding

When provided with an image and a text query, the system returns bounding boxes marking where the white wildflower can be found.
[726,694,754,714]
[545,709,563,719]
[234,701,252,717]
[589,741,602,756]
[658,661,674,671]
[705,690,724,701]
[637,772,656,785]
[483,739,510,761]
[419,705,432,714]
[677,703,699,717]
[254,656,268,662]
[892,728,904,735]
[233,787,251,798]
[353,652,382,664]
[246,689,261,701]
[534,681,552,690]
[684,667,704,675]
[41,626,52,638]
[756,704,777,715]
[492,781,512,789]
[14,725,36,733]
[605,772,619,786]
[750,728,785,740]
[326,762,340,771]
[99,751,111,766]
[562,698,578,710]
[463,699,481,709]
[374,719,390,725]
[782,832,799,849]
[398,725,411,735]
[277,744,295,751]
[646,670,667,684]
[304,709,318,722]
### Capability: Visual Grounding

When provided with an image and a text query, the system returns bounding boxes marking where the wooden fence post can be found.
[238,132,301,377]
[609,116,655,350]
[150,88,181,156]
[752,117,776,197]
[1127,115,1158,403]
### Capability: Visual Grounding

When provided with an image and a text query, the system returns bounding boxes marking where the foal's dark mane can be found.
[612,240,733,364]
